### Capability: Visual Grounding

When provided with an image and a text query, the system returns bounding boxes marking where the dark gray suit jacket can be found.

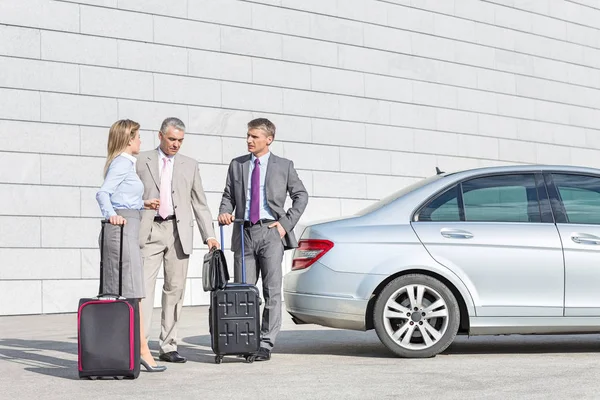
[219,153,308,250]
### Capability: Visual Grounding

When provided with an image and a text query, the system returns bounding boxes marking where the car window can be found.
[417,174,541,223]
[552,174,600,224]
[418,186,461,222]
[462,174,540,222]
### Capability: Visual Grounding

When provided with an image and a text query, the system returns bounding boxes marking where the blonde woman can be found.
[96,119,166,373]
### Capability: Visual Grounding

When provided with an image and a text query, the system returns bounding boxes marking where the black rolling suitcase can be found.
[209,220,261,364]
[77,221,141,379]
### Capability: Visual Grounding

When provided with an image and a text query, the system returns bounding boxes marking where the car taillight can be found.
[291,239,334,271]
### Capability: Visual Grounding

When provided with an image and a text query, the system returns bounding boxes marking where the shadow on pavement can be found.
[0,338,78,380]
[445,334,600,355]
[183,329,600,362]
[182,329,392,362]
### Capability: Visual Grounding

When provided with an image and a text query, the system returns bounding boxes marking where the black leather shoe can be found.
[159,351,187,363]
[254,347,271,361]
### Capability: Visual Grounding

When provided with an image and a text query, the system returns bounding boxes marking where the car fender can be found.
[357,248,478,317]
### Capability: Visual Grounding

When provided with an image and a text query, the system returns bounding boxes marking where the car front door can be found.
[412,173,564,317]
[546,173,600,316]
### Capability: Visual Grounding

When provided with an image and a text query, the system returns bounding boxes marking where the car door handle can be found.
[571,233,600,245]
[440,228,474,239]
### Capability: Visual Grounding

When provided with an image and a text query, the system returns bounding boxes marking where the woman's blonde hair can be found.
[103,119,140,176]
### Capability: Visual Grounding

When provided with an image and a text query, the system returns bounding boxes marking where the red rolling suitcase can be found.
[209,220,261,364]
[77,221,140,379]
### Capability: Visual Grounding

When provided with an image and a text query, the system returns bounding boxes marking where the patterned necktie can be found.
[158,157,171,219]
[249,158,260,224]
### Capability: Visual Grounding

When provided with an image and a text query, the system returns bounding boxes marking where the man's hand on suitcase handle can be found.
[218,213,235,226]
[108,215,127,225]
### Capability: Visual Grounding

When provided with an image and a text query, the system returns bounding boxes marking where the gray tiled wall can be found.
[1,0,599,315]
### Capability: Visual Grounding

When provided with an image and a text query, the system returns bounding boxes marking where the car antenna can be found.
[435,166,444,175]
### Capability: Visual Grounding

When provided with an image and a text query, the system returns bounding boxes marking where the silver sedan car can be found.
[284,165,600,358]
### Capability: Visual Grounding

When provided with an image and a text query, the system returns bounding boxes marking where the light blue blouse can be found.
[96,153,144,219]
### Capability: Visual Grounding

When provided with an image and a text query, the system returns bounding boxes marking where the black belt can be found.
[243,219,275,228]
[154,215,176,222]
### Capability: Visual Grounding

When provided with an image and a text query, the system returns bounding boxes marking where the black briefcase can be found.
[209,221,261,364]
[77,222,141,379]
[202,248,229,292]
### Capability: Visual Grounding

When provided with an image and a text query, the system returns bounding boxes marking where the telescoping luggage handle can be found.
[99,220,124,298]
[219,219,246,284]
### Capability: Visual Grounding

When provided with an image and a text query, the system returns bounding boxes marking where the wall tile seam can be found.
[0,141,585,168]
[0,246,94,250]
[0,189,427,201]
[2,114,597,152]
[14,70,600,125]
[0,182,90,190]
[10,84,600,134]
[0,278,93,281]
[4,175,561,213]
[97,15,600,78]
[20,24,600,92]
[479,0,600,34]
[1,113,599,154]
[376,0,598,50]
[6,52,600,113]
[565,0,600,12]
[0,157,580,193]
[12,2,600,78]
[50,0,600,63]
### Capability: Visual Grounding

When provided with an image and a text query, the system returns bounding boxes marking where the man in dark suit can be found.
[218,118,308,361]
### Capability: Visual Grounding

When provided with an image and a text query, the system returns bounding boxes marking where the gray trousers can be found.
[140,219,190,354]
[234,222,284,350]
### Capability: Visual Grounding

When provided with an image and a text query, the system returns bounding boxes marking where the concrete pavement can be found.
[1,306,600,399]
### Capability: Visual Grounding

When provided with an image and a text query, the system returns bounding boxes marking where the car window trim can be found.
[535,172,554,223]
[457,183,466,222]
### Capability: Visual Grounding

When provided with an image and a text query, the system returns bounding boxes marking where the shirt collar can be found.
[158,147,174,161]
[251,151,270,165]
[120,152,137,165]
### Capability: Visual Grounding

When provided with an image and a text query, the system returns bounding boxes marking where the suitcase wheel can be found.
[245,355,256,363]
[215,355,223,364]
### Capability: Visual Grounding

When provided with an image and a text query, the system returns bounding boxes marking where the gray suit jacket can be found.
[136,149,216,255]
[219,153,308,250]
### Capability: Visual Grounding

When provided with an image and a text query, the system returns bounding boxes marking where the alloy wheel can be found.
[382,284,449,351]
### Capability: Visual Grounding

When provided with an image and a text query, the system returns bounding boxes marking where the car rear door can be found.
[546,172,600,316]
[411,172,564,317]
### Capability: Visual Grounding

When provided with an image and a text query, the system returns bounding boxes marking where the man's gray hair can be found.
[160,117,186,134]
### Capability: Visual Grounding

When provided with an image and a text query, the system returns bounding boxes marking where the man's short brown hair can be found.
[248,118,276,138]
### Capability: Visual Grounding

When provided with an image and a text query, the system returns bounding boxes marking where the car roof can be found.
[441,164,600,178]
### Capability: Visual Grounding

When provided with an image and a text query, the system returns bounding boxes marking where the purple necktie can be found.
[249,158,260,224]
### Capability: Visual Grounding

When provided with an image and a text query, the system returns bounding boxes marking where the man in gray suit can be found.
[137,117,218,363]
[218,118,308,361]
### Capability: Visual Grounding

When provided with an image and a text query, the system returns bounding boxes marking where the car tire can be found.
[373,274,460,358]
